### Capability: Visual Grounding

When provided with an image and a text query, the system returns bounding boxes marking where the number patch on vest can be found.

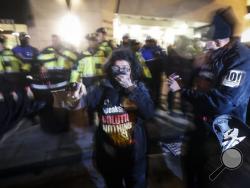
[222,70,245,88]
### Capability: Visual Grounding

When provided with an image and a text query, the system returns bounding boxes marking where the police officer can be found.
[119,33,131,49]
[96,27,113,58]
[30,34,78,133]
[130,39,152,81]
[70,33,105,87]
[140,36,166,107]
[12,32,39,72]
[0,35,27,92]
[31,34,78,92]
[168,7,250,188]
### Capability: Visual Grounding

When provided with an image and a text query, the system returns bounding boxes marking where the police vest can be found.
[31,47,78,90]
[37,47,77,70]
[70,49,105,83]
[136,52,152,79]
[99,41,112,58]
[0,49,23,73]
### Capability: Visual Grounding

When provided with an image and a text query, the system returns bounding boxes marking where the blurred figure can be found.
[0,35,27,92]
[190,50,214,92]
[32,34,78,92]
[166,44,193,116]
[51,34,63,51]
[70,33,105,87]
[40,34,106,187]
[29,34,78,133]
[130,39,152,86]
[168,7,250,188]
[12,32,39,72]
[70,33,106,128]
[96,27,113,57]
[119,33,131,48]
[140,36,166,107]
[0,88,45,141]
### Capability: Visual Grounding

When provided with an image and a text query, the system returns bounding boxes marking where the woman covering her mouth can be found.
[67,49,154,188]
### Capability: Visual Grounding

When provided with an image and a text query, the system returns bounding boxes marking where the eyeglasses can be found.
[111,65,131,76]
[111,65,131,72]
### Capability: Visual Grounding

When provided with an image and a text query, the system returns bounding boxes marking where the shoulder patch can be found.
[222,70,245,88]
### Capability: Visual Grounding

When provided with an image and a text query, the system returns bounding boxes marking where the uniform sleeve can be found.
[128,82,155,119]
[105,46,112,58]
[70,61,80,83]
[182,58,250,116]
[70,56,85,83]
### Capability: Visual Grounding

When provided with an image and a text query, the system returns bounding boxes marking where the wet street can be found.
[0,109,192,188]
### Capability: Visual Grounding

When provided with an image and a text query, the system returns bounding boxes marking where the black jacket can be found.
[182,41,250,122]
[84,79,154,160]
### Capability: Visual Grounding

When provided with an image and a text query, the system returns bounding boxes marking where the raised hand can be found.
[167,73,182,92]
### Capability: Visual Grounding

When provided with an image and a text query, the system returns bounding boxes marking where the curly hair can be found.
[104,48,143,81]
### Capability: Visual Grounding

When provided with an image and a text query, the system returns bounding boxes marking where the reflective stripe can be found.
[46,67,67,70]
[31,81,68,90]
[145,58,157,62]
[0,92,4,102]
[38,47,77,70]
[3,69,20,73]
[37,53,56,61]
[80,74,99,78]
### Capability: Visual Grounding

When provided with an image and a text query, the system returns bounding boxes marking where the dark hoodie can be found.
[84,79,154,162]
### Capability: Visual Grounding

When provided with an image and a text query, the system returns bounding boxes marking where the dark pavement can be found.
[0,109,192,188]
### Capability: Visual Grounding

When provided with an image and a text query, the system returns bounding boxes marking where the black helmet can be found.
[85,33,98,41]
[0,35,6,44]
[96,27,108,34]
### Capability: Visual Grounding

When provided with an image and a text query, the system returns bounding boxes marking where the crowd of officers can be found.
[0,26,168,136]
[0,27,166,111]
[0,28,111,92]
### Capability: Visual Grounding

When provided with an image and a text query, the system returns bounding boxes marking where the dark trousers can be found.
[0,73,28,93]
[95,140,147,188]
[32,89,69,133]
[167,91,187,114]
[98,158,146,188]
[145,60,162,107]
[181,118,212,188]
